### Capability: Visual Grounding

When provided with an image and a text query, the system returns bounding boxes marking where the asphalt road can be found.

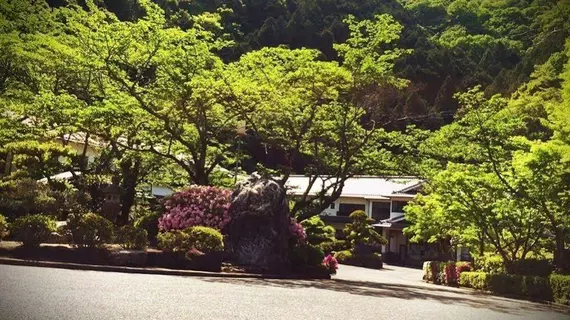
[0,264,568,320]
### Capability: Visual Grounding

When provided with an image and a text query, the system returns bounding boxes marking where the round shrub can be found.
[134,211,159,241]
[159,185,231,231]
[67,213,114,248]
[157,231,190,252]
[322,254,339,275]
[117,225,148,250]
[0,214,7,240]
[474,253,504,274]
[344,210,387,249]
[300,216,336,246]
[10,214,56,247]
[184,226,224,253]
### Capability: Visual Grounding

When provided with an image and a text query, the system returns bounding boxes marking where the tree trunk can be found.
[554,229,567,272]
[119,158,141,226]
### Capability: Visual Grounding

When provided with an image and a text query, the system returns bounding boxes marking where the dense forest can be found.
[1,0,570,271]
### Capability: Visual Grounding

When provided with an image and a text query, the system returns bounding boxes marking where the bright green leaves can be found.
[334,14,411,89]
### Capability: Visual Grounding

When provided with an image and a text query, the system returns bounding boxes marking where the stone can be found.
[226,173,291,270]
[110,250,148,267]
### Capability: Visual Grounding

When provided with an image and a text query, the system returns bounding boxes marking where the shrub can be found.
[0,214,7,240]
[291,244,325,267]
[456,261,472,279]
[300,216,336,246]
[460,272,552,301]
[334,250,353,262]
[444,262,458,285]
[10,214,56,247]
[184,226,224,253]
[158,185,231,231]
[330,239,349,252]
[289,218,307,245]
[117,225,148,250]
[550,274,570,305]
[343,210,387,249]
[157,231,190,252]
[134,211,160,242]
[67,213,114,248]
[459,272,489,290]
[474,253,505,274]
[513,259,552,277]
[322,254,339,275]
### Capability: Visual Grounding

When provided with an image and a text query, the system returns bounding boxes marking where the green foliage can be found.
[290,244,326,267]
[300,216,336,246]
[117,225,148,250]
[334,250,353,262]
[344,210,387,248]
[157,231,190,252]
[459,272,490,290]
[474,254,505,274]
[134,211,160,241]
[67,213,114,248]
[0,214,7,240]
[10,214,56,247]
[460,272,553,301]
[550,274,570,305]
[183,226,224,253]
[157,226,224,254]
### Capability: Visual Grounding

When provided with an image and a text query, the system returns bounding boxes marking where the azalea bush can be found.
[289,218,307,245]
[322,254,339,275]
[159,186,231,231]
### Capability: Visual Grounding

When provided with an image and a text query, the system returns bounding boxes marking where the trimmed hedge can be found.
[550,274,570,305]
[459,272,553,301]
[334,250,383,269]
[0,214,7,240]
[117,225,148,250]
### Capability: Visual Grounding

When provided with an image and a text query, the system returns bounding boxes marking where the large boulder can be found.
[225,173,291,271]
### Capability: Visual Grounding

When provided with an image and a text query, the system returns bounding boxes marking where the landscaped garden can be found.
[0,177,342,278]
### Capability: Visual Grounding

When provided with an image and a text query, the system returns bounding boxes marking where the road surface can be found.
[0,264,568,320]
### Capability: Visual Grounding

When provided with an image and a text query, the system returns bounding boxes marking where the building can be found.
[285,175,439,265]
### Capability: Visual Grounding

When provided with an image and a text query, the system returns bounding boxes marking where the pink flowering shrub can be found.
[456,261,472,279]
[444,262,458,285]
[289,218,306,244]
[158,185,232,232]
[322,254,339,275]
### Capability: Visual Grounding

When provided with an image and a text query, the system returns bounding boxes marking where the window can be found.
[338,203,365,216]
[391,200,408,213]
[330,202,335,209]
[371,202,390,221]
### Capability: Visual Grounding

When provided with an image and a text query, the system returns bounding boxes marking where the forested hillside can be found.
[90,0,570,129]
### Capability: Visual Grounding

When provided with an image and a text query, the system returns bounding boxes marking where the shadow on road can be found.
[202,277,570,317]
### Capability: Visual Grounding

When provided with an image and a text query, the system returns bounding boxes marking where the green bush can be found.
[67,213,114,248]
[134,211,159,242]
[184,226,224,253]
[117,225,148,250]
[474,253,505,274]
[513,259,552,277]
[0,214,7,240]
[157,231,190,252]
[291,244,325,267]
[344,210,387,249]
[334,249,382,269]
[459,272,489,290]
[550,274,570,305]
[334,250,353,262]
[460,272,552,301]
[300,216,336,246]
[10,214,56,247]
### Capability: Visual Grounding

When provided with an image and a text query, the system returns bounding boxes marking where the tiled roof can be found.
[285,175,422,199]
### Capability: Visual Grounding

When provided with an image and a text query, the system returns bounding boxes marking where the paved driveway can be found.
[0,264,568,320]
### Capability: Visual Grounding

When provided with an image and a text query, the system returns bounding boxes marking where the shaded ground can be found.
[0,264,568,320]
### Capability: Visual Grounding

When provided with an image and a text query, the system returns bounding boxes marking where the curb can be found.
[0,257,267,279]
[0,257,331,280]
